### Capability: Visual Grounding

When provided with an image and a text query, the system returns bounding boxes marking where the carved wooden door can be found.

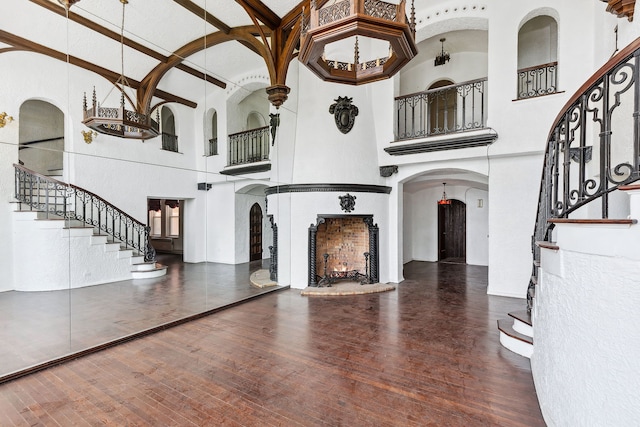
[438,199,466,261]
[250,203,263,261]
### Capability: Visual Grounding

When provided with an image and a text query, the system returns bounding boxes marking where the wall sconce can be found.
[477,199,484,208]
[81,130,97,144]
[434,38,450,67]
[0,112,14,128]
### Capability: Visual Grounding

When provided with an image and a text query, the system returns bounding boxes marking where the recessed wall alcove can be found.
[308,215,379,286]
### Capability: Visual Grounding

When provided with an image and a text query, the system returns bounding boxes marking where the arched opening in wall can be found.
[517,15,558,99]
[438,199,466,262]
[401,170,488,267]
[249,202,263,262]
[429,80,456,134]
[18,100,64,176]
[161,106,178,152]
[147,198,184,259]
[207,110,218,156]
[246,111,266,130]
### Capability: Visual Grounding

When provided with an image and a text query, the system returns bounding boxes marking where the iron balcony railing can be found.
[527,38,640,310]
[207,137,218,156]
[227,126,270,166]
[394,78,487,141]
[161,132,178,152]
[14,164,156,262]
[517,62,558,99]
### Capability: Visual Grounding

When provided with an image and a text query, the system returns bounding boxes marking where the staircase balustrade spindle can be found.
[13,164,156,262]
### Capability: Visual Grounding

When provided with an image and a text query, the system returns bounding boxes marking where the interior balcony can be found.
[220,125,271,176]
[386,78,498,155]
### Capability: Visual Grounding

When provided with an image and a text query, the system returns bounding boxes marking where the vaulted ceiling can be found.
[1,0,308,111]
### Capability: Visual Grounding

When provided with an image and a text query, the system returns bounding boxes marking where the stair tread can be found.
[497,319,533,345]
[536,240,559,250]
[548,218,636,225]
[508,310,532,326]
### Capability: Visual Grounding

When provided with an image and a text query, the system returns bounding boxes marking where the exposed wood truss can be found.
[3,0,309,115]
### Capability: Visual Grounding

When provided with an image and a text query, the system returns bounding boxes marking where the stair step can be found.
[509,311,533,337]
[131,263,168,279]
[132,261,159,271]
[498,319,533,358]
[548,218,637,225]
[536,240,559,250]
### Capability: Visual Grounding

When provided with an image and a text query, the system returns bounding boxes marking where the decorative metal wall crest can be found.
[339,193,356,212]
[329,96,359,134]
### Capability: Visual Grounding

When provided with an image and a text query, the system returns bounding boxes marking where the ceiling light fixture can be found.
[434,38,450,67]
[438,182,452,205]
[299,0,418,85]
[82,0,159,140]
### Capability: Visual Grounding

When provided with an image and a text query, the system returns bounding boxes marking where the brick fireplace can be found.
[308,215,379,286]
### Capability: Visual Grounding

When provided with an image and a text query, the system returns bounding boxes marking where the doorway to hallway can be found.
[438,199,466,262]
[250,203,263,261]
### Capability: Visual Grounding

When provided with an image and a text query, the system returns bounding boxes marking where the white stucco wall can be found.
[533,220,640,426]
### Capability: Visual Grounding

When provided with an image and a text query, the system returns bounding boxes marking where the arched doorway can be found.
[249,203,263,261]
[19,100,64,175]
[438,199,466,262]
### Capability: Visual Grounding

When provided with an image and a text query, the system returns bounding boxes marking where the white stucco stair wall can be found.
[531,188,640,425]
[11,210,165,291]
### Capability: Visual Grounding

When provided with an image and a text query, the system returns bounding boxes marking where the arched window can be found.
[161,106,178,152]
[429,79,456,134]
[517,15,558,99]
[209,110,218,156]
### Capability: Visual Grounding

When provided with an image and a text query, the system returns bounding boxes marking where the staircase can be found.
[498,37,640,357]
[12,164,166,290]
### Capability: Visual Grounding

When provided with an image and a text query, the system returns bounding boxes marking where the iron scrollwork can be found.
[329,96,359,134]
[339,193,356,212]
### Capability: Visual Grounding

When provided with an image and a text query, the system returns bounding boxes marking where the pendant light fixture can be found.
[438,182,452,205]
[81,0,159,139]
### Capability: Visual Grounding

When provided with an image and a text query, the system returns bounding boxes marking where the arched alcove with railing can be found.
[517,14,559,99]
[161,106,178,152]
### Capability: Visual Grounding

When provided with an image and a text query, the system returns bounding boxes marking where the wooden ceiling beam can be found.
[0,29,197,109]
[173,0,232,34]
[29,0,226,89]
[235,0,281,30]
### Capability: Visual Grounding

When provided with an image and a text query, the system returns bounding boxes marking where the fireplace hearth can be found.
[308,215,379,287]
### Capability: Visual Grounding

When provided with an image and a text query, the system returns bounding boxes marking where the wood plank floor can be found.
[0,261,545,426]
[0,255,283,376]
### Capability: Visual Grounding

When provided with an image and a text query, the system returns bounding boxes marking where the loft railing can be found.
[210,137,218,155]
[14,164,156,262]
[517,62,558,99]
[161,132,178,152]
[528,38,640,310]
[394,78,487,141]
[227,126,270,166]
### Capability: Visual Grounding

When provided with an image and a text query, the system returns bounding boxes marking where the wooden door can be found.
[438,199,466,261]
[250,203,263,261]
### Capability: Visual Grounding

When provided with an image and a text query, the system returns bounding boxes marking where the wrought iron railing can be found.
[14,164,156,261]
[528,38,640,310]
[207,137,218,156]
[517,62,558,99]
[394,78,487,141]
[162,132,178,152]
[227,126,270,166]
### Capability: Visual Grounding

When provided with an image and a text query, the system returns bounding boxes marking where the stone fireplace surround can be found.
[308,215,379,287]
[264,183,391,289]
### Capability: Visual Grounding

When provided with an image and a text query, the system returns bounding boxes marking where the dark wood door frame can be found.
[438,199,466,262]
[250,203,263,261]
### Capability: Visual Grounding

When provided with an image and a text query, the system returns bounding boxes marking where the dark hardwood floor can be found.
[0,261,545,426]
